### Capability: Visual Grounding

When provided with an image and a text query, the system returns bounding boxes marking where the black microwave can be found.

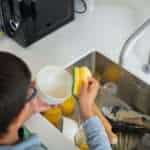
[0,0,74,47]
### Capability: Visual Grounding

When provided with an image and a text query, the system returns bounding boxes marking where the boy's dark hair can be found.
[0,51,31,135]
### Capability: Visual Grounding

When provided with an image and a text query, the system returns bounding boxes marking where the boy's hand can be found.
[23,96,50,123]
[79,77,100,121]
[31,97,50,113]
[30,80,51,113]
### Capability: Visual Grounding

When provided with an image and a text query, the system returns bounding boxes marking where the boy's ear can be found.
[31,80,36,86]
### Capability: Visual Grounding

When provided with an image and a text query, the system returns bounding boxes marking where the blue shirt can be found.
[0,116,112,150]
[83,116,112,150]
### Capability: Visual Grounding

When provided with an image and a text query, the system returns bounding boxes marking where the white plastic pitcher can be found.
[36,66,72,105]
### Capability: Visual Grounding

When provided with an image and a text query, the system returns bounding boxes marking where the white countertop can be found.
[0,0,150,78]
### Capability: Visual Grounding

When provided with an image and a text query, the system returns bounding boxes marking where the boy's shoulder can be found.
[0,134,47,150]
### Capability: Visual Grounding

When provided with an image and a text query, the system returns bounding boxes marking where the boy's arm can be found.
[83,116,112,150]
[79,78,112,150]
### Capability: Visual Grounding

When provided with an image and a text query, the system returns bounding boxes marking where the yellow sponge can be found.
[72,66,92,97]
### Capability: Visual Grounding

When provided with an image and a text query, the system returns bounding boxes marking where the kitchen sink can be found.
[66,51,150,150]
[66,51,150,115]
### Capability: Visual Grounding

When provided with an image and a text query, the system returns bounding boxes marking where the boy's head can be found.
[0,52,49,138]
[0,51,31,136]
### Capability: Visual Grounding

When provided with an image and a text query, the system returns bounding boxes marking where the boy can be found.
[0,52,111,150]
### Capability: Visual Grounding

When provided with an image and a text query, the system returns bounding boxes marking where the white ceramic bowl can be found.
[36,66,72,105]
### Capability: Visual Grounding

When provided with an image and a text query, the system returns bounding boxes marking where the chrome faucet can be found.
[119,18,150,74]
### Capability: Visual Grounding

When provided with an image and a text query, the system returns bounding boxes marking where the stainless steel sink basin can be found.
[66,51,150,150]
[66,51,150,115]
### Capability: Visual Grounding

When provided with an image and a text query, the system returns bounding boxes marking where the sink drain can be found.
[142,64,150,74]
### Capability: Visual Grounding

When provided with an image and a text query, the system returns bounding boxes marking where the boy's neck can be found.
[0,128,20,145]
